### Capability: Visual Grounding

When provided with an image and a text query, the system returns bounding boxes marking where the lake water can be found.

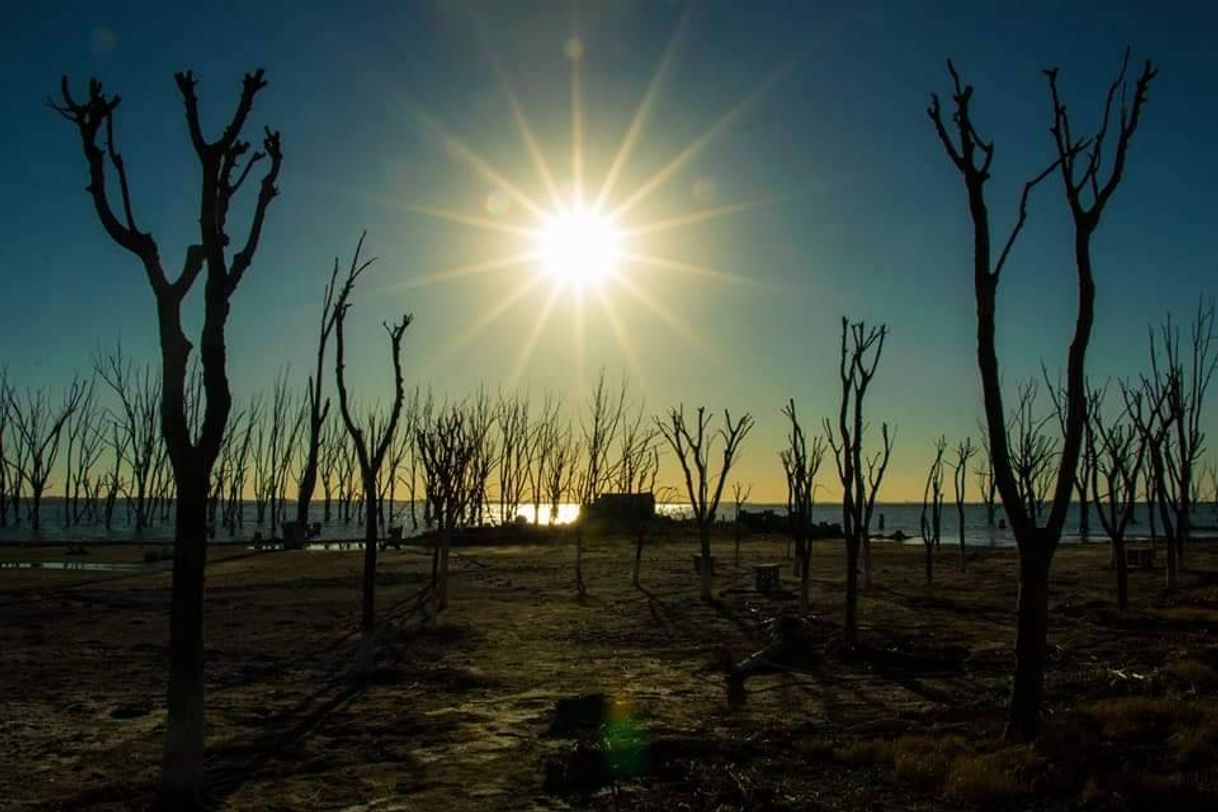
[1,498,1213,547]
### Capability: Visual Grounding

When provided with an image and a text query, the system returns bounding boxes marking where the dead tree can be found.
[381,396,418,533]
[332,234,411,672]
[416,401,486,613]
[1009,382,1059,524]
[614,402,660,587]
[952,437,977,569]
[1139,303,1216,585]
[544,420,579,525]
[100,418,127,530]
[574,372,627,598]
[319,411,342,523]
[527,393,562,525]
[397,387,429,531]
[920,436,947,584]
[9,381,86,531]
[55,69,282,797]
[731,480,752,570]
[824,318,893,640]
[781,399,825,612]
[1092,385,1149,610]
[252,372,303,534]
[96,346,161,531]
[975,429,999,528]
[64,377,105,525]
[462,389,497,527]
[213,406,252,537]
[929,50,1156,740]
[656,405,754,602]
[296,260,342,526]
[496,392,531,524]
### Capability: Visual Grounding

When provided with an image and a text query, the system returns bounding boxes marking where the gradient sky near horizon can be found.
[1,0,1215,502]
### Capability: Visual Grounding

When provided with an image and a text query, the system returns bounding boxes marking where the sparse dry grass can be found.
[945,745,1038,801]
[891,734,966,789]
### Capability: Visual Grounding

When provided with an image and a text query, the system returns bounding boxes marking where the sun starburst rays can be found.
[394,11,804,383]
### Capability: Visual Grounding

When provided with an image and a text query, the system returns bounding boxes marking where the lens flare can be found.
[534,208,622,289]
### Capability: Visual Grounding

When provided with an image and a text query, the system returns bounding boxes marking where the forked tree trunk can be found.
[1006,549,1051,741]
[161,473,208,801]
[844,537,860,644]
[924,543,934,585]
[357,479,378,672]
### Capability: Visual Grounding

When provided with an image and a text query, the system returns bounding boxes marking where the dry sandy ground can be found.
[2,529,1218,811]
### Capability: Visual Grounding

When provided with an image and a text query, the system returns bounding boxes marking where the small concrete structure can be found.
[282,521,307,550]
[754,563,782,593]
[584,492,655,525]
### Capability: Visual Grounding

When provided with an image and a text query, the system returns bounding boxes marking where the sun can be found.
[396,9,805,385]
[534,207,622,289]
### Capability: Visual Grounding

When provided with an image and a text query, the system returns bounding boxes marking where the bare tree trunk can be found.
[844,538,860,645]
[357,479,377,671]
[161,473,208,797]
[1008,550,1050,742]
[699,523,712,602]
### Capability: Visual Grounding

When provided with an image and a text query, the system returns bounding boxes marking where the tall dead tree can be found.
[825,318,893,641]
[920,436,947,584]
[952,437,977,569]
[332,235,411,672]
[656,405,754,602]
[929,50,1156,740]
[55,68,281,798]
[296,261,342,527]
[781,399,825,612]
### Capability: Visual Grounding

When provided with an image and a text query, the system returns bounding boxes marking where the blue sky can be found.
[1,0,1215,499]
